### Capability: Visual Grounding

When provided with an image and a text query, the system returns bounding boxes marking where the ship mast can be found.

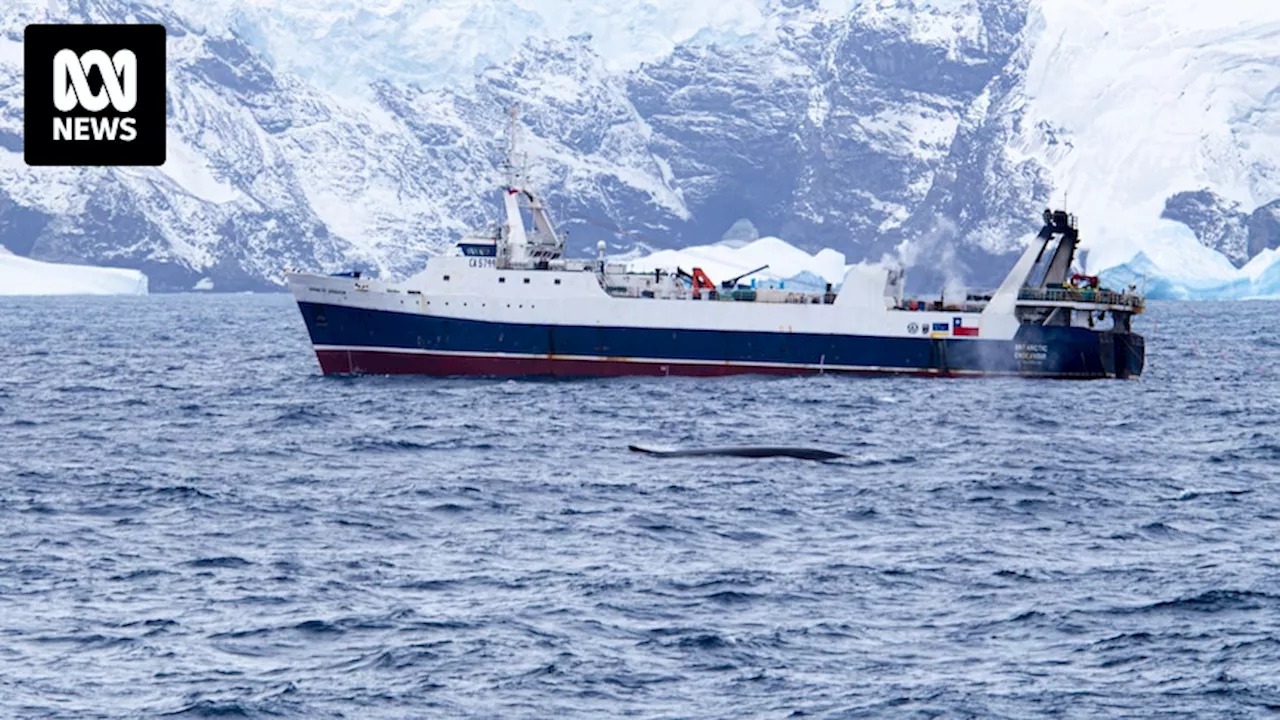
[500,104,530,266]
[502,104,525,191]
[494,103,566,268]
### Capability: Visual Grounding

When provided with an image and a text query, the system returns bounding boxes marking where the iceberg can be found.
[1094,223,1280,300]
[0,247,149,296]
[623,236,852,289]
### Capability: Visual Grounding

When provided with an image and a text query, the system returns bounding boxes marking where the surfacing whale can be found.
[628,445,846,461]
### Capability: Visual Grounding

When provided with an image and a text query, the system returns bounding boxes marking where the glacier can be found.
[0,246,149,296]
[169,0,782,92]
[1015,0,1280,264]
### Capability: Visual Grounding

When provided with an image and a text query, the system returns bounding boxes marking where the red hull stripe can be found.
[312,347,1018,378]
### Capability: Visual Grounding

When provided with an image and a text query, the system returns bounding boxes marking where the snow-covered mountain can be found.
[1,0,1277,294]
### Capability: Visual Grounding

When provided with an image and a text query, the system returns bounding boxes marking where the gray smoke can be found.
[884,215,971,301]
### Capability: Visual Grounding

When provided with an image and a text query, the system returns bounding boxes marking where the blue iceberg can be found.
[1090,222,1280,301]
[1099,248,1280,300]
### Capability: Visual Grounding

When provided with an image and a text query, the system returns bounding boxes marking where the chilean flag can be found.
[952,316,980,337]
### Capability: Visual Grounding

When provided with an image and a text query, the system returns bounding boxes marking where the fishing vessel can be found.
[286,111,1145,379]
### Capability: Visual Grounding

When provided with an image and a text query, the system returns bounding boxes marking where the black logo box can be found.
[24,24,166,167]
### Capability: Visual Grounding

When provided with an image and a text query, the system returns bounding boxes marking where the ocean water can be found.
[1,295,1278,718]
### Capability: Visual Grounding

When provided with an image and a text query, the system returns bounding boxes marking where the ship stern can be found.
[1112,331,1145,379]
[1013,325,1145,379]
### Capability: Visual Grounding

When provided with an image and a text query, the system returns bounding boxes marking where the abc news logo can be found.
[25,24,166,166]
[53,49,140,142]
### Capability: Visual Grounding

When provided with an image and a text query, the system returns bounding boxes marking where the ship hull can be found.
[296,301,1143,379]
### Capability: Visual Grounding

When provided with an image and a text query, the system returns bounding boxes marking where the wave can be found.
[1122,590,1279,615]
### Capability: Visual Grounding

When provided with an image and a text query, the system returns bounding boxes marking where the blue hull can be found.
[296,301,1144,379]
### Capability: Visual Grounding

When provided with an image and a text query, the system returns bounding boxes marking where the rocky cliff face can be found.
[1162,191,1280,268]
[1,0,1276,292]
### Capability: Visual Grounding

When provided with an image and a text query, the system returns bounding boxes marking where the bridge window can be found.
[442,275,450,281]
[499,277,506,283]
[554,279,561,285]
[459,243,497,257]
[523,278,530,284]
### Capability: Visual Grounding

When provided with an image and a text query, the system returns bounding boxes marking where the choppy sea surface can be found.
[1,295,1279,718]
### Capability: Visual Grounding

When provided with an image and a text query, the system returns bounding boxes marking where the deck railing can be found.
[1017,286,1144,310]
